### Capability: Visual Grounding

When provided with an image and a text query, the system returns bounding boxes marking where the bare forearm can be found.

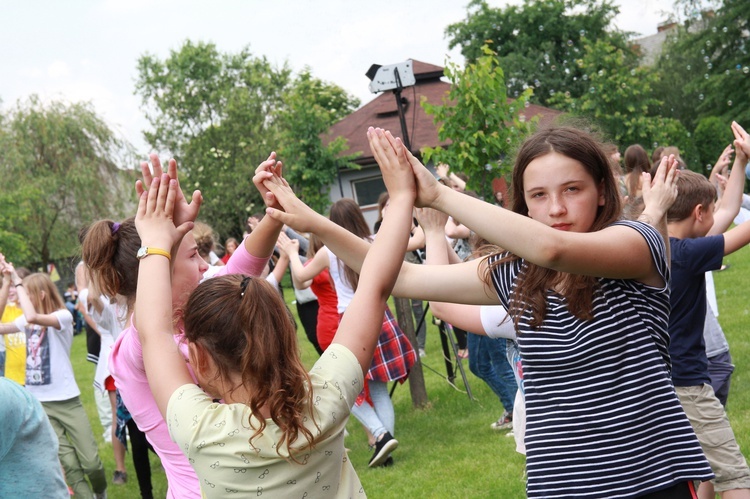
[0,280,9,314]
[313,216,370,274]
[244,216,283,258]
[709,155,748,235]
[287,254,312,290]
[432,187,559,267]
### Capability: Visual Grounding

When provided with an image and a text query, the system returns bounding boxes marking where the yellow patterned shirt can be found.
[2,304,25,385]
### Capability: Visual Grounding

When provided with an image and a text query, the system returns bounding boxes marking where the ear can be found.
[188,342,212,376]
[598,180,606,207]
[694,203,706,222]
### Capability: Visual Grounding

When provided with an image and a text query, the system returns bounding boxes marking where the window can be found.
[351,176,386,207]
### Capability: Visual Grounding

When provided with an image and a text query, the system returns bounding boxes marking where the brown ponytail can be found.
[182,274,316,461]
[81,217,140,301]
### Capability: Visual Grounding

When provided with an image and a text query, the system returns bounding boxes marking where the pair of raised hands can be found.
[134,151,285,250]
[258,128,435,233]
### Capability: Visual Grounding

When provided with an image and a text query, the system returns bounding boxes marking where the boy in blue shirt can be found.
[666,121,750,498]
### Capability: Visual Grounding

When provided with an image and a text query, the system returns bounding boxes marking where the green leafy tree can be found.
[277,70,360,214]
[549,40,697,170]
[655,0,749,130]
[421,45,533,200]
[0,96,130,267]
[135,41,292,238]
[694,116,734,171]
[446,0,633,107]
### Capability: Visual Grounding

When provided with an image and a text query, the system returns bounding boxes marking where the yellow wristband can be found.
[136,247,172,261]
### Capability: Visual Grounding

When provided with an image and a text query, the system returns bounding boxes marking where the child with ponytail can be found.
[81,154,281,498]
[133,128,415,497]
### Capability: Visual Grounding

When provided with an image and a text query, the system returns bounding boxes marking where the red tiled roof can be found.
[325,59,562,165]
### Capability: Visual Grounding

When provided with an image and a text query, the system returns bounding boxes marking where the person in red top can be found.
[221,238,238,264]
[278,232,339,351]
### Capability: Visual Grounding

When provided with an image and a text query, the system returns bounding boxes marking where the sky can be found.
[0,0,678,154]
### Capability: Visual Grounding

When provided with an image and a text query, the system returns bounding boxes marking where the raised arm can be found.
[0,255,10,315]
[406,223,425,253]
[400,131,676,284]
[261,140,498,305]
[137,154,202,228]
[709,122,750,236]
[134,174,195,418]
[332,128,415,372]
[277,232,324,290]
[0,258,20,335]
[10,267,62,329]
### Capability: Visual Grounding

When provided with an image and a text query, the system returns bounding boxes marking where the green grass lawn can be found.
[71,245,750,498]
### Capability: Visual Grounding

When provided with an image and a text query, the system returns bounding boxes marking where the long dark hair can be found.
[328,198,371,291]
[624,144,650,198]
[181,274,316,460]
[488,126,622,328]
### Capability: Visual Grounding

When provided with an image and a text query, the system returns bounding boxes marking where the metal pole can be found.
[393,68,412,152]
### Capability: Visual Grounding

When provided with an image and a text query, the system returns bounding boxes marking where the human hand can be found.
[367,128,416,204]
[436,163,449,178]
[641,154,679,222]
[0,254,10,282]
[247,216,261,232]
[711,144,733,179]
[731,121,750,163]
[262,174,321,233]
[253,152,285,210]
[135,174,195,254]
[276,232,299,257]
[715,174,728,197]
[135,155,202,227]
[6,263,20,286]
[405,148,445,208]
[415,207,449,234]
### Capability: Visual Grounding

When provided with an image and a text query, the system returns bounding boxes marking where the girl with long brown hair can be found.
[263,126,713,498]
[134,129,415,496]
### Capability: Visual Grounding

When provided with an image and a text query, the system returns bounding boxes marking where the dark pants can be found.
[707,350,734,407]
[126,418,154,499]
[296,300,323,355]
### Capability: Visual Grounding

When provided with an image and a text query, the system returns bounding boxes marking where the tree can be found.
[135,41,292,239]
[655,0,750,131]
[277,70,360,215]
[421,45,532,201]
[0,96,131,267]
[446,0,633,107]
[549,40,697,170]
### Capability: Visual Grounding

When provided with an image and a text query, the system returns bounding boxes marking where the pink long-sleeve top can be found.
[110,241,268,499]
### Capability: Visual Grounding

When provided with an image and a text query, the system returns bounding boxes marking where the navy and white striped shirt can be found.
[489,220,712,498]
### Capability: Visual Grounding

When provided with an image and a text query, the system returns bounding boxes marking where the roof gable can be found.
[325,59,561,165]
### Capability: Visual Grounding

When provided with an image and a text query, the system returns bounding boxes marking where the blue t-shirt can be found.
[0,378,68,498]
[668,235,724,386]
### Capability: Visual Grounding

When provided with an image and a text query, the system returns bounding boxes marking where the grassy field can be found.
[71,245,750,498]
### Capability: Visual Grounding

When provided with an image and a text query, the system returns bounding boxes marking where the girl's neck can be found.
[218,377,270,419]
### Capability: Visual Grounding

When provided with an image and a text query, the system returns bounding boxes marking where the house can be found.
[324,59,561,229]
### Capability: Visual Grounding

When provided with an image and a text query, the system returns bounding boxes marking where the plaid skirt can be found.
[352,306,417,406]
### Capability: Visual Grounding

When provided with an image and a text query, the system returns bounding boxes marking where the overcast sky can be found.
[0,0,677,154]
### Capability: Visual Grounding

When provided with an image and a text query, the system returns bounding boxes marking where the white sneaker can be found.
[94,491,108,499]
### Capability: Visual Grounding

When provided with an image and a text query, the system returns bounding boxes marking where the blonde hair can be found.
[23,273,65,314]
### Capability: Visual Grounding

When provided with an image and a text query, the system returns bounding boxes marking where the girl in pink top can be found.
[82,154,283,498]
